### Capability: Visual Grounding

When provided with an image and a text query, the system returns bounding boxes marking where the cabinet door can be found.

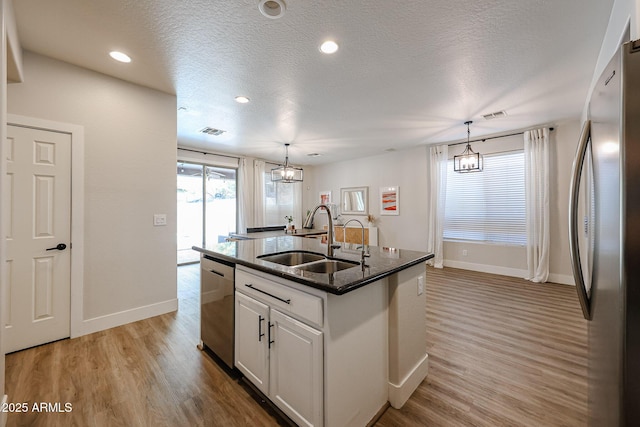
[269,309,323,427]
[235,291,270,395]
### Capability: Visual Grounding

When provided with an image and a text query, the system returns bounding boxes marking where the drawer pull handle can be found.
[258,315,265,342]
[245,284,291,305]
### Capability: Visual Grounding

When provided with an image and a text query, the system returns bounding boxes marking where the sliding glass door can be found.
[177,162,237,264]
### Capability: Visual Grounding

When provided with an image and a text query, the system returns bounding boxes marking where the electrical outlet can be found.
[417,276,424,296]
[153,214,167,226]
[462,249,468,256]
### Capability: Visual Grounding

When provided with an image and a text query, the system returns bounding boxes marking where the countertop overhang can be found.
[229,228,327,240]
[193,236,433,295]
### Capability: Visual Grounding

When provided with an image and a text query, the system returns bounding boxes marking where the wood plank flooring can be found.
[378,267,588,427]
[4,264,281,427]
[4,265,587,426]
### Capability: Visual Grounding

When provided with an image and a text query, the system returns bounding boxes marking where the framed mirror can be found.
[340,186,368,215]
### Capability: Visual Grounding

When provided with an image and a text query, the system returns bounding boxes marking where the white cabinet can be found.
[234,264,397,427]
[269,309,323,426]
[235,269,323,427]
[235,291,269,394]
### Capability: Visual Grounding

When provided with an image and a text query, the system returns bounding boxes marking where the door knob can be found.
[46,243,67,251]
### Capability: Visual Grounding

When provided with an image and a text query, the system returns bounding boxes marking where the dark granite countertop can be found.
[229,228,327,240]
[193,236,433,295]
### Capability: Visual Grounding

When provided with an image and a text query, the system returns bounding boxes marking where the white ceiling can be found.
[13,0,614,165]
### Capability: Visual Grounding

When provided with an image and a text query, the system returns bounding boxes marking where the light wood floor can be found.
[5,265,587,426]
[377,267,588,427]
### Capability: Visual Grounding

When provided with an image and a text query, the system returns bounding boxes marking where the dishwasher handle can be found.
[208,269,225,277]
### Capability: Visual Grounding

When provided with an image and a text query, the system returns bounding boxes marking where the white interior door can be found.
[4,125,71,353]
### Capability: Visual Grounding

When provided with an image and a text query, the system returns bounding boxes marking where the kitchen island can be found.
[194,236,433,427]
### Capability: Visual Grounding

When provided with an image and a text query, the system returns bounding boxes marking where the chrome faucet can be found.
[343,219,370,267]
[304,204,338,257]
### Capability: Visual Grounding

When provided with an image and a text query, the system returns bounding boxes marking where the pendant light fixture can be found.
[454,121,483,173]
[271,143,303,183]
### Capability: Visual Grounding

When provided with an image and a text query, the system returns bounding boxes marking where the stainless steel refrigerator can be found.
[569,38,640,426]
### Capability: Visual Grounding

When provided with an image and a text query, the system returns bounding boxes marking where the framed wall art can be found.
[380,186,399,216]
[319,190,332,212]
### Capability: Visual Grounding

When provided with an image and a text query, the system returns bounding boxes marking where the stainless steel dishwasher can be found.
[200,254,235,369]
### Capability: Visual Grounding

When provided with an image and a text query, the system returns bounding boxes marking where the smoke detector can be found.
[199,127,226,136]
[258,0,286,19]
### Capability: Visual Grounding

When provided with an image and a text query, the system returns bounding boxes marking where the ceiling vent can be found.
[482,110,508,120]
[199,127,226,136]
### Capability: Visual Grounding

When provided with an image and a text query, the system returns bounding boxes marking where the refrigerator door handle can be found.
[568,119,592,320]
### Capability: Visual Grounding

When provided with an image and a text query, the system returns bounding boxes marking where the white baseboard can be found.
[388,353,429,409]
[444,260,527,279]
[443,260,575,286]
[80,298,178,336]
[1,395,7,427]
[548,273,575,286]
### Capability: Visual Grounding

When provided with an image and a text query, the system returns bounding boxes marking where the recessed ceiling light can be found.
[319,40,339,54]
[235,96,250,104]
[258,0,286,19]
[109,51,131,63]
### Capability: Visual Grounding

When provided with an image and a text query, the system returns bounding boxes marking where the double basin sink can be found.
[257,251,359,274]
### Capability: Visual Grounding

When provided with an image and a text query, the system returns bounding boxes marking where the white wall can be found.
[307,121,580,284]
[305,145,429,252]
[7,52,178,332]
[0,0,9,407]
[442,121,579,284]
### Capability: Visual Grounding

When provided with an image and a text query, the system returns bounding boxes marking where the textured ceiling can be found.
[13,0,614,165]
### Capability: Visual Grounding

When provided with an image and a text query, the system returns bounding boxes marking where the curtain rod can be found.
[448,127,555,147]
[177,147,241,160]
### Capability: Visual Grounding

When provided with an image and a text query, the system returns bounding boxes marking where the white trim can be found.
[388,353,428,409]
[80,299,178,336]
[1,395,7,427]
[548,273,575,286]
[444,259,527,278]
[6,114,85,338]
[444,259,575,286]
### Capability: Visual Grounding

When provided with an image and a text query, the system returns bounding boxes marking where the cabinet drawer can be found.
[236,269,323,328]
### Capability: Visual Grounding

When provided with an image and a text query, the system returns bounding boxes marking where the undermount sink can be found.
[258,251,359,274]
[258,251,326,266]
[295,259,359,274]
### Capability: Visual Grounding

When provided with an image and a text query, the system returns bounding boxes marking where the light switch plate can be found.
[417,276,424,296]
[153,214,167,226]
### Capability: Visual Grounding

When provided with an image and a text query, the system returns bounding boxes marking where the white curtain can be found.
[427,144,448,268]
[524,128,550,282]
[293,181,303,229]
[237,158,252,233]
[253,160,266,227]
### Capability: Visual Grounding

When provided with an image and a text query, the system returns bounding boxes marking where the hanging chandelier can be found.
[271,143,304,183]
[454,121,483,173]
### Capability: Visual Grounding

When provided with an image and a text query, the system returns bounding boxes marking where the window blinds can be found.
[444,151,526,245]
